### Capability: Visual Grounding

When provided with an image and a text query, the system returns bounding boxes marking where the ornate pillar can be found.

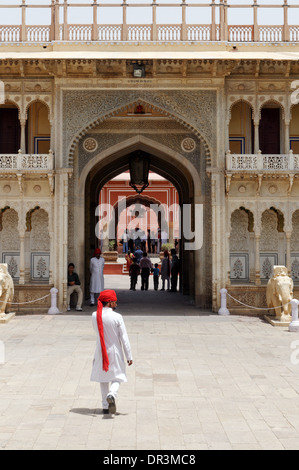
[286,230,292,276]
[181,0,187,41]
[254,119,260,154]
[19,227,25,285]
[285,119,290,154]
[92,0,98,41]
[254,230,261,286]
[20,118,26,154]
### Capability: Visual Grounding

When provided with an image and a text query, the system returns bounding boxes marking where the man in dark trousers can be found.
[139,252,153,291]
[129,258,140,291]
[170,249,180,292]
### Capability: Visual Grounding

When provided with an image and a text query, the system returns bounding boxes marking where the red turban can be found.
[96,290,117,372]
[94,248,101,256]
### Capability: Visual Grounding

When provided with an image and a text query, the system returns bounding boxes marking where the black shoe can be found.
[103,409,109,415]
[107,394,116,414]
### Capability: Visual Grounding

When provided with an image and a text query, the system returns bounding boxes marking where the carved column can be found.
[286,230,292,276]
[92,0,98,41]
[63,0,68,41]
[182,0,187,41]
[254,120,260,154]
[122,0,127,41]
[285,119,290,154]
[283,0,289,42]
[211,0,216,41]
[21,0,27,42]
[253,0,259,42]
[54,0,60,40]
[20,118,26,154]
[152,0,157,41]
[254,231,261,286]
[19,231,25,285]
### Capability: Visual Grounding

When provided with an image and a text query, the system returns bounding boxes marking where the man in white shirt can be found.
[90,289,133,415]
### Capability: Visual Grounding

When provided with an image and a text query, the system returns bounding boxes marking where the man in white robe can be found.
[90,289,133,415]
[89,248,105,306]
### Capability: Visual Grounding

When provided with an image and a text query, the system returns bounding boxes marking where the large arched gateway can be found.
[72,125,213,309]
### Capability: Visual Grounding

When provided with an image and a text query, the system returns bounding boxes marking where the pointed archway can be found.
[74,134,211,309]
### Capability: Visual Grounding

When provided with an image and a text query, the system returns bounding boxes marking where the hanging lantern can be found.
[129,150,150,194]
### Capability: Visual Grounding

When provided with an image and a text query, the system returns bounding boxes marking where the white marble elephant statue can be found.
[0,264,14,315]
[266,266,293,322]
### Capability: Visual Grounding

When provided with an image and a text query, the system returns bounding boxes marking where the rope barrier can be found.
[0,293,51,305]
[226,292,292,311]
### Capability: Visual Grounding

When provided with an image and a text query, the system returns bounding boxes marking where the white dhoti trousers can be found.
[100,381,120,409]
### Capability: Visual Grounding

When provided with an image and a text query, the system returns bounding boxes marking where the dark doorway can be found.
[259,108,280,154]
[0,108,21,154]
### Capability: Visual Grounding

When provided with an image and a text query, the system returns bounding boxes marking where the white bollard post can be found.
[289,299,299,332]
[48,287,60,315]
[218,288,230,315]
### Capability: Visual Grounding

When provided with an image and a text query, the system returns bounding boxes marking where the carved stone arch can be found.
[0,207,20,252]
[111,193,169,238]
[0,98,21,118]
[68,97,212,168]
[26,206,41,232]
[25,97,52,121]
[228,98,255,122]
[258,203,286,233]
[258,98,286,121]
[289,102,299,123]
[228,202,256,233]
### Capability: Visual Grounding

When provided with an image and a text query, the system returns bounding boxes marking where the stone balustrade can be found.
[226,150,299,173]
[0,1,299,44]
[0,151,54,172]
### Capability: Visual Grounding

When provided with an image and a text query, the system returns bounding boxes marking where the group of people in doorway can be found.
[121,227,169,254]
[127,248,180,293]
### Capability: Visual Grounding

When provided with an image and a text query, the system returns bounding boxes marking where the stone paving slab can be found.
[1,277,299,450]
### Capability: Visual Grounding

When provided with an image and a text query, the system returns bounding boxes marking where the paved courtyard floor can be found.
[1,275,299,450]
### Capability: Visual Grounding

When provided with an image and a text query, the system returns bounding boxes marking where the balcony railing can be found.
[0,1,299,44]
[0,151,54,172]
[226,151,299,172]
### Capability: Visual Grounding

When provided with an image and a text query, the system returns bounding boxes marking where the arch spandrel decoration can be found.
[62,90,216,167]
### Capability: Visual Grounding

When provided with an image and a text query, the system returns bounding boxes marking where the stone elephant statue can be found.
[266,265,293,322]
[0,264,14,315]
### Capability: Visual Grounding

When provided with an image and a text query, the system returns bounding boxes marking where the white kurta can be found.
[90,307,132,383]
[89,256,105,293]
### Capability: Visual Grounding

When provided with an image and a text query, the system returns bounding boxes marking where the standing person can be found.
[139,252,153,291]
[129,257,140,291]
[147,229,151,254]
[134,246,143,264]
[90,290,133,415]
[156,228,161,254]
[160,250,171,291]
[170,248,180,293]
[89,248,105,306]
[121,229,129,254]
[67,263,83,311]
[153,263,160,291]
[140,230,147,252]
[151,230,156,254]
[128,229,134,253]
[125,250,134,272]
